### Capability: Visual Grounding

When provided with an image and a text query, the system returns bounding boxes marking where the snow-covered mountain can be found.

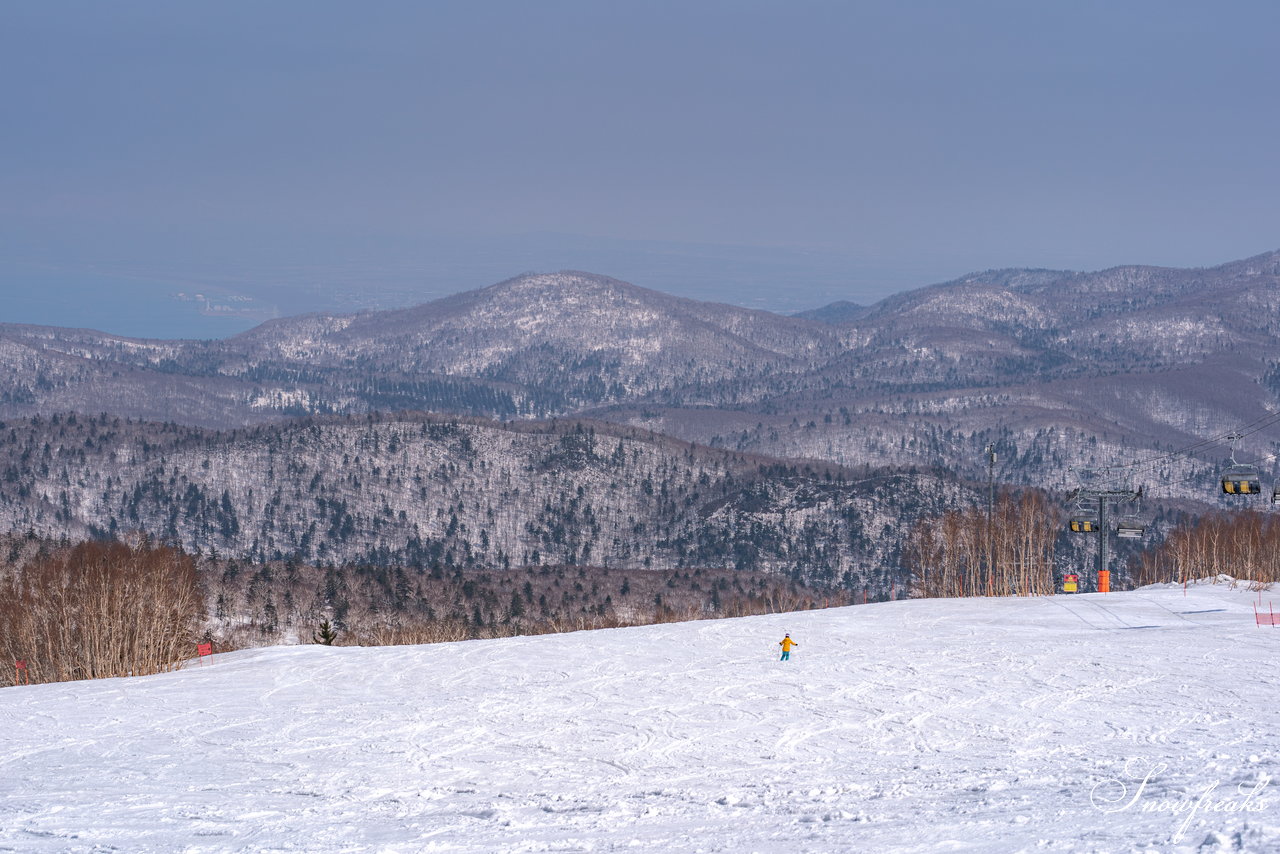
[2,252,1279,495]
[236,270,838,371]
[3,581,1276,852]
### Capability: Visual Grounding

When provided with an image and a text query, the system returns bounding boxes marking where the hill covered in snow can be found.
[3,251,1279,495]
[2,581,1277,852]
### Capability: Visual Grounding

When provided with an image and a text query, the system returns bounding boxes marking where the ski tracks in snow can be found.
[2,584,1279,852]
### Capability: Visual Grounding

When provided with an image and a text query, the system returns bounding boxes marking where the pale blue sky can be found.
[2,1,1278,337]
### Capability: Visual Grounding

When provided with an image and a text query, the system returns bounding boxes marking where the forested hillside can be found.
[0,412,974,592]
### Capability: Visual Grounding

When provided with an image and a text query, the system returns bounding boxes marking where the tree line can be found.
[903,491,1061,597]
[0,539,202,686]
[1130,510,1280,587]
[0,533,844,687]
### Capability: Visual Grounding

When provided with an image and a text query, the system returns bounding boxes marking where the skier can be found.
[778,633,797,661]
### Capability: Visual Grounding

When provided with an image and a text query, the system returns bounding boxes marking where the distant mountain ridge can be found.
[2,250,1278,495]
[225,271,841,397]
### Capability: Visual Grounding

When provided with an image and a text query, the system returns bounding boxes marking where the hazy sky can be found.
[2,1,1278,336]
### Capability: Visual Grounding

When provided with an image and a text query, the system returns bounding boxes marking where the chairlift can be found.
[1220,434,1261,495]
[1273,482,1280,504]
[1116,492,1145,539]
[1068,507,1100,533]
[1221,464,1261,495]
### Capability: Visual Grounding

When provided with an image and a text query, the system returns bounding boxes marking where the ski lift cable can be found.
[1097,425,1271,476]
[1064,413,1280,505]
[1231,411,1280,442]
[1144,450,1280,490]
[1080,409,1280,480]
[1118,408,1280,472]
[1071,447,1280,498]
[1079,438,1221,479]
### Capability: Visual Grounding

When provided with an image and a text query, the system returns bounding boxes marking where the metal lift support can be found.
[1066,486,1143,590]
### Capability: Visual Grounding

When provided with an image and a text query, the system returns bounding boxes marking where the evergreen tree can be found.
[314,619,338,646]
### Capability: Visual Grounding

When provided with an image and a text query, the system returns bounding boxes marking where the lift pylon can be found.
[1066,486,1143,592]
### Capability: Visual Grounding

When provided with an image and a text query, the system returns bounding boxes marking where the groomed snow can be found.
[2,581,1278,853]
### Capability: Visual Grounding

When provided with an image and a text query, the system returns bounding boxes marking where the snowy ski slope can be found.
[2,580,1278,853]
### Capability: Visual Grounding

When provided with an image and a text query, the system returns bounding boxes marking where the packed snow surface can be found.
[3,581,1279,853]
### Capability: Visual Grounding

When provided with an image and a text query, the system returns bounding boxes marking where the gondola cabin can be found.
[1221,464,1261,495]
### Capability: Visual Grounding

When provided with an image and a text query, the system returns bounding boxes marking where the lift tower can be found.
[1066,486,1143,592]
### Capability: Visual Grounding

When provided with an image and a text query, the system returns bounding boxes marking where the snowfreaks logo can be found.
[1090,759,1271,843]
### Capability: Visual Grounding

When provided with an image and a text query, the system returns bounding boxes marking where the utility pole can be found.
[985,444,996,596]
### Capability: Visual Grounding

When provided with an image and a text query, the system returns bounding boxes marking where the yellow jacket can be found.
[779,637,797,651]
